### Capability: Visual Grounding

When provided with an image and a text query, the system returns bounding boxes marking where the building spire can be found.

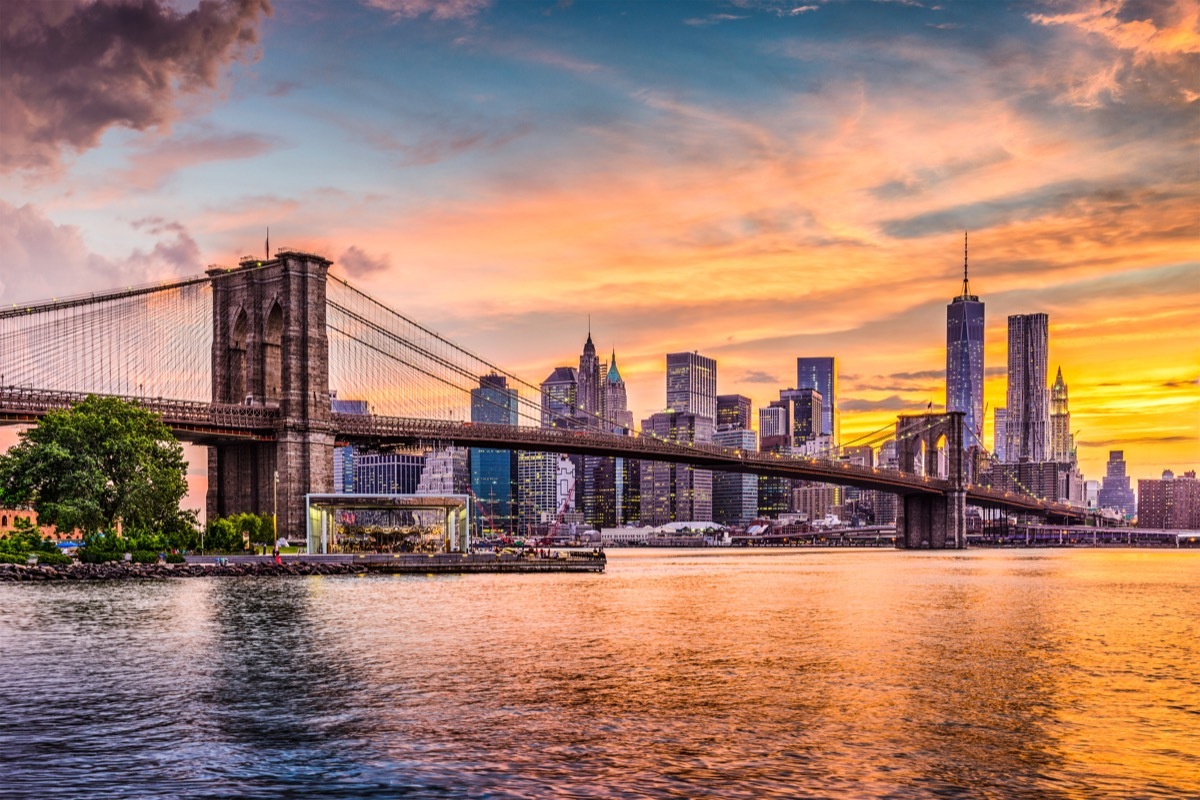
[961,230,971,298]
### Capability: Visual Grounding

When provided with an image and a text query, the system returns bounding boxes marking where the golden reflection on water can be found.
[281,548,1199,798]
[0,548,1196,798]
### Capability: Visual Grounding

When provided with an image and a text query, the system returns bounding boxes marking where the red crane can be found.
[539,473,577,546]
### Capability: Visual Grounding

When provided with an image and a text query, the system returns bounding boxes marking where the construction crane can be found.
[464,486,509,545]
[539,473,578,546]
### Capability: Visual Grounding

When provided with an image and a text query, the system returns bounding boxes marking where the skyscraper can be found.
[585,349,636,527]
[604,350,634,433]
[796,357,838,446]
[1098,450,1136,518]
[470,374,519,534]
[946,234,984,449]
[1049,367,1073,463]
[993,407,1007,462]
[577,328,601,422]
[666,352,717,422]
[1004,313,1049,462]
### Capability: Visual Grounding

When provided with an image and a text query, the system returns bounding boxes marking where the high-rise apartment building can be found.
[1137,470,1200,529]
[1049,367,1074,463]
[796,357,838,446]
[666,352,717,422]
[1004,313,1049,462]
[946,237,985,449]
[1097,450,1136,517]
[716,394,753,430]
[470,374,519,534]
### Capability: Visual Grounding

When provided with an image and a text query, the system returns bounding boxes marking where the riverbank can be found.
[0,552,606,581]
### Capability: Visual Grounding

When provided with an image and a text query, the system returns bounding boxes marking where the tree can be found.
[0,395,193,537]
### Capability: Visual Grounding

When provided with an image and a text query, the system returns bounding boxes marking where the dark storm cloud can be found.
[0,0,271,174]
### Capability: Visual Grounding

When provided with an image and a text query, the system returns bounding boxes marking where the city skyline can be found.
[0,0,1196,492]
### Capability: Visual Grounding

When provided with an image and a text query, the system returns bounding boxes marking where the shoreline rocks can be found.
[0,561,367,582]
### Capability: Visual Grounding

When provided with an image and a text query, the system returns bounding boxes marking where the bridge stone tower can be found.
[206,252,334,536]
[894,411,967,549]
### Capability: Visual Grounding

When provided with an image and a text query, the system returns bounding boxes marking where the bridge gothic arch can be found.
[894,411,967,550]
[229,308,249,403]
[263,300,282,405]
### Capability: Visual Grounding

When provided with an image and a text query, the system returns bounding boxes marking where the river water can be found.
[1,548,1197,799]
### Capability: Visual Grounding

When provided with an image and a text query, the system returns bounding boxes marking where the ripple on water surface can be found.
[1,548,1197,799]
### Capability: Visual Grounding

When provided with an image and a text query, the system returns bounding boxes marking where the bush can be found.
[34,550,72,566]
[0,550,71,565]
[77,547,119,563]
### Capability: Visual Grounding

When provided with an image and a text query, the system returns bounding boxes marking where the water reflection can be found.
[0,550,1196,799]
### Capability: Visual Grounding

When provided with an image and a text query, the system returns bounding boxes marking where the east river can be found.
[1,548,1197,799]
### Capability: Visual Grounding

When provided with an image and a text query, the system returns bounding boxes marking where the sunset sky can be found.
[1,0,1197,503]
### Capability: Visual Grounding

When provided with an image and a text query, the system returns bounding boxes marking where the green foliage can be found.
[0,519,61,559]
[204,517,246,553]
[0,396,191,538]
[32,550,72,566]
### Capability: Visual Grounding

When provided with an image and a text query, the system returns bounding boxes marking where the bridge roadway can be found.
[0,389,1084,520]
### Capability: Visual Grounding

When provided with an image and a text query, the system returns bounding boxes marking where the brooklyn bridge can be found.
[0,251,1087,548]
